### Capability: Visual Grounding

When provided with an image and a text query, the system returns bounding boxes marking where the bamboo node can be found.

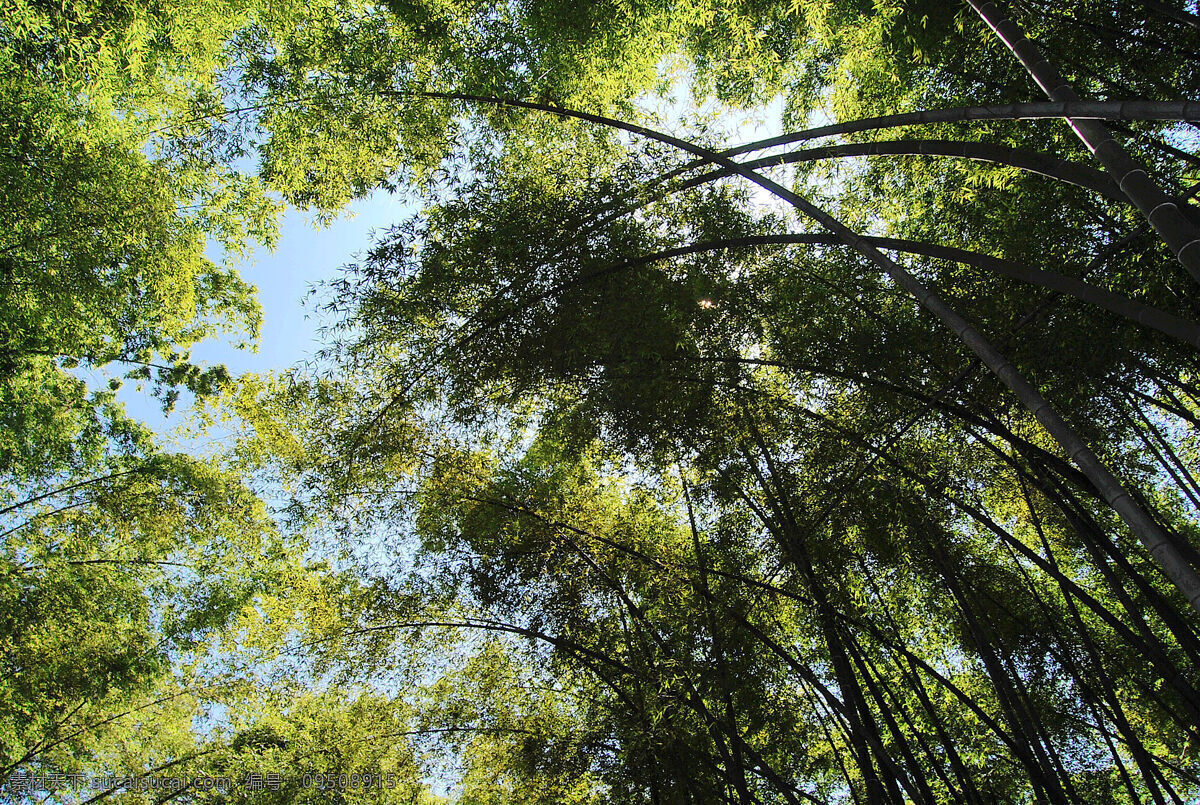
[1177,239,1200,259]
[1117,169,1149,193]
[1147,201,1179,223]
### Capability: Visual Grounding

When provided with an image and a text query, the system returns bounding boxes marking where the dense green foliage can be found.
[4,0,1200,802]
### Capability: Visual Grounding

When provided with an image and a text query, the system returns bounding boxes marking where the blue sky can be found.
[119,192,414,432]
[191,193,411,371]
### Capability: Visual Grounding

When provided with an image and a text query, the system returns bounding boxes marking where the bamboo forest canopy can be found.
[4,0,1200,802]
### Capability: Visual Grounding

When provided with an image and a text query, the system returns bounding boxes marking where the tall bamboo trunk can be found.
[966,0,1200,284]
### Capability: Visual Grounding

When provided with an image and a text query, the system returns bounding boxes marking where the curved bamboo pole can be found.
[721,100,1200,158]
[544,234,1200,349]
[412,91,1200,615]
[683,139,1126,202]
[967,0,1200,284]
[562,102,1200,218]
[564,138,1137,279]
